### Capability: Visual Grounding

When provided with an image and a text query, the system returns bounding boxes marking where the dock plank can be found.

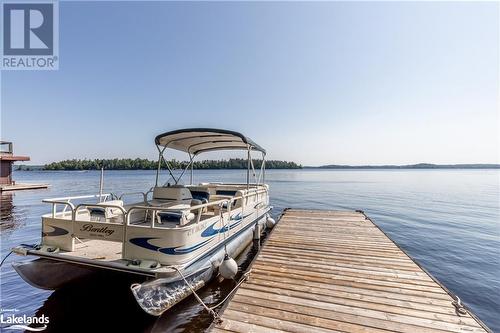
[210,209,489,333]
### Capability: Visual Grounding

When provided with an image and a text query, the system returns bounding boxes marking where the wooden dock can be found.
[0,183,49,191]
[210,209,490,333]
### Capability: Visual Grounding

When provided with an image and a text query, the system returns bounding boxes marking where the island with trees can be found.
[42,158,302,170]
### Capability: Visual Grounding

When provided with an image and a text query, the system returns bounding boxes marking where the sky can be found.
[1,1,498,166]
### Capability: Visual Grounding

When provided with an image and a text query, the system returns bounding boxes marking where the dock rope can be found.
[0,244,40,268]
[172,266,252,324]
[210,269,252,310]
[0,251,13,267]
[452,296,467,316]
[171,266,221,322]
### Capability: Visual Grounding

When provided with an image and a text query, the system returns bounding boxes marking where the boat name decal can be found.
[80,224,115,236]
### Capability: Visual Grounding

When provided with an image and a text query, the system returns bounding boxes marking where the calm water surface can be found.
[1,169,499,332]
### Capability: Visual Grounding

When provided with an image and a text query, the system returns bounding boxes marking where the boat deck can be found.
[60,239,122,261]
[210,209,490,333]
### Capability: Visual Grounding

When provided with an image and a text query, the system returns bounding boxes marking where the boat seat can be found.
[215,189,238,196]
[148,198,186,207]
[88,200,124,221]
[190,198,210,216]
[155,210,195,227]
[188,187,210,204]
[148,185,193,207]
[153,185,192,201]
[232,190,244,208]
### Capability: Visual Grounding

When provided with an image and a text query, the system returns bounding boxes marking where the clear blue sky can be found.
[1,1,498,165]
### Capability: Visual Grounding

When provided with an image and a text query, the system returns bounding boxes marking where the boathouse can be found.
[0,141,29,186]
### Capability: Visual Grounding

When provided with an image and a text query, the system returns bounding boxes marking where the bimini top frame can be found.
[155,128,265,155]
[154,128,266,187]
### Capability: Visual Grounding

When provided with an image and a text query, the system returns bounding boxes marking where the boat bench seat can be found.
[211,190,245,214]
[152,186,193,201]
[215,189,238,196]
[148,198,191,207]
[188,186,210,204]
[88,200,124,221]
[156,210,195,227]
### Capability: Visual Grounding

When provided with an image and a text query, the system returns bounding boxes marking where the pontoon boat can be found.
[11,128,273,316]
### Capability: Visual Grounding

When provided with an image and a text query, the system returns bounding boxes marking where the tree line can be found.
[43,158,302,170]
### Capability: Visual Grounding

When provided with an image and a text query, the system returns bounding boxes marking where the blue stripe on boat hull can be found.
[128,208,271,266]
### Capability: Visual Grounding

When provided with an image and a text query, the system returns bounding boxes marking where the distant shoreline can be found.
[14,162,500,171]
[306,163,500,169]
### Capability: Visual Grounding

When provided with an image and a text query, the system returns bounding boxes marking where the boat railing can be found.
[43,193,112,218]
[42,187,268,234]
[125,187,268,229]
[117,188,154,203]
[73,203,127,223]
[126,198,228,228]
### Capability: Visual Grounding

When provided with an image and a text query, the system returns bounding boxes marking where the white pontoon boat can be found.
[11,128,273,315]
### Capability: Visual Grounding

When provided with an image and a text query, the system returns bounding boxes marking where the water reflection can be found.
[32,239,263,332]
[0,193,26,233]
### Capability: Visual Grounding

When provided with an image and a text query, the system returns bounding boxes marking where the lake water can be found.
[1,169,499,332]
